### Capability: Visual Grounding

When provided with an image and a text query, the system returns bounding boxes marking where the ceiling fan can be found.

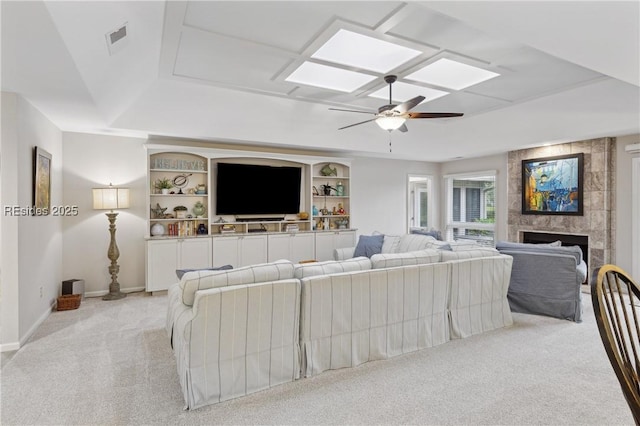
[329,75,464,132]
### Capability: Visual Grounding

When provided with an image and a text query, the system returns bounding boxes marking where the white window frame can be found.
[407,174,433,232]
[444,170,496,244]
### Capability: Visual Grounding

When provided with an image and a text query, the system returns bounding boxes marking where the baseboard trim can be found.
[84,286,146,298]
[15,304,54,351]
[0,342,20,352]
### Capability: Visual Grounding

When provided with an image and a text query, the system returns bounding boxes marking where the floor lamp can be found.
[93,184,130,301]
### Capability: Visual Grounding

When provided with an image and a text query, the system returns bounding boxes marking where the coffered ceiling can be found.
[2,1,638,161]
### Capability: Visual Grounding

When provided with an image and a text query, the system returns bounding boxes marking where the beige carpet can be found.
[1,289,633,425]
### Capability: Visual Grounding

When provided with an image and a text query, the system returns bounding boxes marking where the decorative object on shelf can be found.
[154,177,173,194]
[173,205,188,219]
[332,206,337,215]
[151,203,167,219]
[336,181,344,196]
[337,203,346,215]
[195,183,207,194]
[312,186,319,195]
[298,211,309,220]
[151,222,165,236]
[320,163,337,176]
[321,183,335,196]
[192,201,206,218]
[220,224,236,233]
[215,217,227,223]
[197,223,207,235]
[172,173,192,194]
[323,218,330,230]
[312,205,319,216]
[335,218,349,229]
[92,183,130,301]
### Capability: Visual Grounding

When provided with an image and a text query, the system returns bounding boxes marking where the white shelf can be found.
[150,168,207,174]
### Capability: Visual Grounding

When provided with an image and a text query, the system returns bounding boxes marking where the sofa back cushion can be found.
[440,248,500,262]
[396,234,437,253]
[496,241,583,264]
[370,249,441,269]
[179,259,294,306]
[294,257,372,279]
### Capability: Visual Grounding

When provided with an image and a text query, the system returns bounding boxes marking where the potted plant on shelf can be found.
[173,205,188,219]
[155,177,173,194]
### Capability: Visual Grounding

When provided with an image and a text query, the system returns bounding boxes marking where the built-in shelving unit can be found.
[144,145,356,292]
[148,152,209,238]
[312,162,350,231]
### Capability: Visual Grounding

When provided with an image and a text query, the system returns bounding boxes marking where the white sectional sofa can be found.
[166,233,514,410]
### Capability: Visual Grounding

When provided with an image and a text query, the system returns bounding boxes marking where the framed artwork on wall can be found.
[33,146,52,215]
[522,153,583,215]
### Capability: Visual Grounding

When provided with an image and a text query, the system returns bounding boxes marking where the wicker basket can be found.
[57,294,81,311]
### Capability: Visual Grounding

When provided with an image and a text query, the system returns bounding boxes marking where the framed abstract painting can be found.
[33,146,52,215]
[522,153,583,215]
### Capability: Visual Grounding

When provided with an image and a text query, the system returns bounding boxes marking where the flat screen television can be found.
[215,162,302,216]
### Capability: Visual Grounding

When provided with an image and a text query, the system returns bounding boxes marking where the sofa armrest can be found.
[333,246,355,260]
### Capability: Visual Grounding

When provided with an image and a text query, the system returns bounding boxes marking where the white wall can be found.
[62,133,147,296]
[0,92,63,350]
[350,157,440,236]
[439,153,509,242]
[615,134,640,278]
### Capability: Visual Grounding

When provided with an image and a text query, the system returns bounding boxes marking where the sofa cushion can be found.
[410,227,443,240]
[449,239,481,251]
[370,249,441,269]
[353,234,384,258]
[294,257,372,278]
[179,259,294,306]
[381,234,401,253]
[396,234,437,253]
[496,241,583,264]
[440,248,500,262]
[175,264,233,279]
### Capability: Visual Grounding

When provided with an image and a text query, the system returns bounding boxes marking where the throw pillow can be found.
[176,264,233,279]
[353,234,384,258]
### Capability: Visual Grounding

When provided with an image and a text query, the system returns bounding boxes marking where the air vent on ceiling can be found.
[105,22,129,56]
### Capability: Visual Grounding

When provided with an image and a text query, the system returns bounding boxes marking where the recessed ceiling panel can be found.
[311,29,422,73]
[174,29,293,94]
[406,58,499,90]
[387,5,523,62]
[469,47,604,101]
[417,91,510,116]
[286,62,376,92]
[369,81,448,103]
[183,1,402,53]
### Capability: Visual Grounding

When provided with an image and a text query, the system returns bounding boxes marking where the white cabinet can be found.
[212,234,268,268]
[314,230,356,261]
[146,237,212,292]
[268,233,315,263]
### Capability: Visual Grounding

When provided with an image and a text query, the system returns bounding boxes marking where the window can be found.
[407,175,432,231]
[445,171,496,245]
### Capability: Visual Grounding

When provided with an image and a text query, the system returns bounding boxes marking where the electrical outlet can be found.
[39,286,43,298]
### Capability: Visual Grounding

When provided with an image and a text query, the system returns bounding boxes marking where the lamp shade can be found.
[93,186,130,210]
[375,116,406,131]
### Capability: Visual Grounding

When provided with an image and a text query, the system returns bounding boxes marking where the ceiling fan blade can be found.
[338,118,377,130]
[329,107,376,115]
[407,112,464,119]
[394,96,425,113]
[398,123,408,133]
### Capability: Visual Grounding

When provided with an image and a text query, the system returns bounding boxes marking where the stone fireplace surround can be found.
[507,137,615,274]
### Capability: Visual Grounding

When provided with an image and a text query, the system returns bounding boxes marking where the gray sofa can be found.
[496,241,587,322]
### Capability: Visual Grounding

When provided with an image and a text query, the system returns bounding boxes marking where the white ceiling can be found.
[2,1,638,162]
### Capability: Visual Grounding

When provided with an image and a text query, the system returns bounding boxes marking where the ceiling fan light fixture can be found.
[376,116,406,131]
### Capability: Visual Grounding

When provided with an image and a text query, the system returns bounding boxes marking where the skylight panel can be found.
[311,29,422,73]
[406,58,499,90]
[285,61,376,92]
[369,81,449,104]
